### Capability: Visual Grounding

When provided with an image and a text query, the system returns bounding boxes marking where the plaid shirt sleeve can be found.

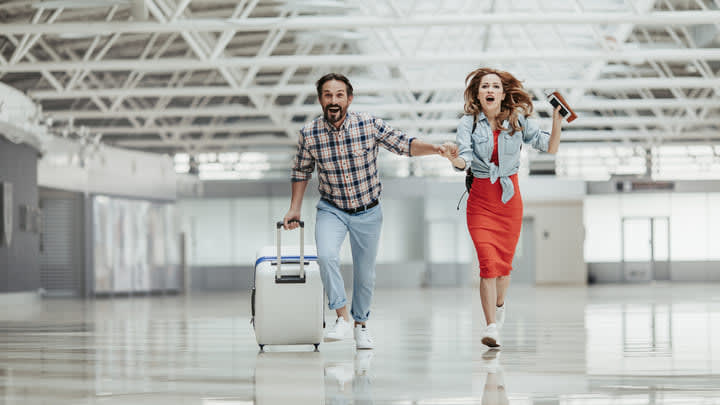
[373,116,413,157]
[290,128,315,182]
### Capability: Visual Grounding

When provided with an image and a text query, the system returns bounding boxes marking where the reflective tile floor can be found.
[1,283,720,404]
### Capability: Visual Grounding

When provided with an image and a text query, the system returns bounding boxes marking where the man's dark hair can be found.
[316,73,353,98]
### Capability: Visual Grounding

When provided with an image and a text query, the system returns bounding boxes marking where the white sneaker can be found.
[325,317,353,341]
[496,303,506,329]
[354,324,375,350]
[481,323,501,348]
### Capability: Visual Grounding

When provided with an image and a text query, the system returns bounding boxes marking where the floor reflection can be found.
[2,285,720,404]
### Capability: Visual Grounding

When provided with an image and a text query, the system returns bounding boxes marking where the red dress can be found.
[466,130,523,278]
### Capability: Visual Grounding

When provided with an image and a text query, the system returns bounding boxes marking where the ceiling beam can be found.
[5,49,720,73]
[29,77,720,99]
[3,11,720,35]
[110,130,720,149]
[87,116,720,136]
[44,98,720,119]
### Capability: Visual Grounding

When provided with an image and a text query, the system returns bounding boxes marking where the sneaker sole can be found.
[324,335,351,342]
[481,336,500,348]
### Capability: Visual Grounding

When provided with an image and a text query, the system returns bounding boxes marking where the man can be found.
[283,73,445,350]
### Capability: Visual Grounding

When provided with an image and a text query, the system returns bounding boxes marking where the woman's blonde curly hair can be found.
[463,67,533,133]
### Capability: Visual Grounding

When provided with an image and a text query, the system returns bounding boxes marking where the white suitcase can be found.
[251,220,324,350]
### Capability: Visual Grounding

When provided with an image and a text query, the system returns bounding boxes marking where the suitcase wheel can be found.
[314,343,320,351]
[258,344,265,351]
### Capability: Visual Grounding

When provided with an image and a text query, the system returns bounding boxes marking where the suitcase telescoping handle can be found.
[275,219,305,281]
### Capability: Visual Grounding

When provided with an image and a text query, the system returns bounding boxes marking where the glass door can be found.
[621,216,671,282]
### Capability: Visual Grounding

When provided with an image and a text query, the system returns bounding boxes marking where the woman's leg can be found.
[495,275,510,307]
[479,277,497,325]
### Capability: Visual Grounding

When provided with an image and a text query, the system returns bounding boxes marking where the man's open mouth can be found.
[328,106,341,113]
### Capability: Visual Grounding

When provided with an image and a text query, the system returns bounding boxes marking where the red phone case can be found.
[550,91,577,123]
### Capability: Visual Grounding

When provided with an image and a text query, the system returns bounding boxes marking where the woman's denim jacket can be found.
[455,112,550,204]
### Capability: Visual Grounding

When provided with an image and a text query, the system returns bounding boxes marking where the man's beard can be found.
[323,104,345,124]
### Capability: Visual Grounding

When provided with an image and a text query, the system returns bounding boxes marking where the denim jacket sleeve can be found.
[519,114,550,153]
[455,115,474,172]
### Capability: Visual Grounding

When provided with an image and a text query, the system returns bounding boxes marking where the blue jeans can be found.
[315,199,383,323]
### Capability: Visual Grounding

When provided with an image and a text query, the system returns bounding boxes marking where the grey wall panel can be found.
[0,137,40,293]
[426,263,470,287]
[669,261,714,282]
[589,261,720,283]
[588,262,623,283]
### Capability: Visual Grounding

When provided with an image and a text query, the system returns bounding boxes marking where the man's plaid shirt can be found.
[291,111,414,211]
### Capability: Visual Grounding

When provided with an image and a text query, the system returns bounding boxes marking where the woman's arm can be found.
[546,106,563,154]
[448,115,474,170]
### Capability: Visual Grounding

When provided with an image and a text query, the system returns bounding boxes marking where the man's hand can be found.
[283,209,301,230]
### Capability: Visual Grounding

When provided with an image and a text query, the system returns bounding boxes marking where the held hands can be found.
[440,142,459,160]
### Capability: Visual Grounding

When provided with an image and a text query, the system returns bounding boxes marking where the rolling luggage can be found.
[251,219,324,350]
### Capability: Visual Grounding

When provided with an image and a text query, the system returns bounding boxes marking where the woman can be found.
[442,68,563,348]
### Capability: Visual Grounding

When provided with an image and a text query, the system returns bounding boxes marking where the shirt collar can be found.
[323,112,351,132]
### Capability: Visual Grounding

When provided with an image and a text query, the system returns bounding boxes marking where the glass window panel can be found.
[619,193,671,217]
[428,221,456,262]
[652,218,669,261]
[670,193,708,261]
[233,198,273,264]
[584,195,622,262]
[708,194,720,261]
[186,199,232,266]
[377,198,424,263]
[623,218,651,262]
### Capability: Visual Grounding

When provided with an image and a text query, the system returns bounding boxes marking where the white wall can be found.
[179,176,587,286]
[178,195,425,267]
[525,201,586,285]
[584,192,720,262]
[37,137,176,200]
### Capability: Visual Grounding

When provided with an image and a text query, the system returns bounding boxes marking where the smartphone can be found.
[546,91,577,123]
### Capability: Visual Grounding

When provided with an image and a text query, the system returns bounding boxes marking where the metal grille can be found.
[40,199,77,295]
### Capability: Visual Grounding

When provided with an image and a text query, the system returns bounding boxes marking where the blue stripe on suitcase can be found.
[254,255,319,267]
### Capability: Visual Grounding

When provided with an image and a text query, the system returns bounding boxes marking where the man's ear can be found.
[348,94,354,105]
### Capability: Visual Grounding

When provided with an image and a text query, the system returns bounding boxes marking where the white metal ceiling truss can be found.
[1,0,719,178]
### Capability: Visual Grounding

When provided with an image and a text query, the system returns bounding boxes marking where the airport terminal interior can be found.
[1,0,720,403]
